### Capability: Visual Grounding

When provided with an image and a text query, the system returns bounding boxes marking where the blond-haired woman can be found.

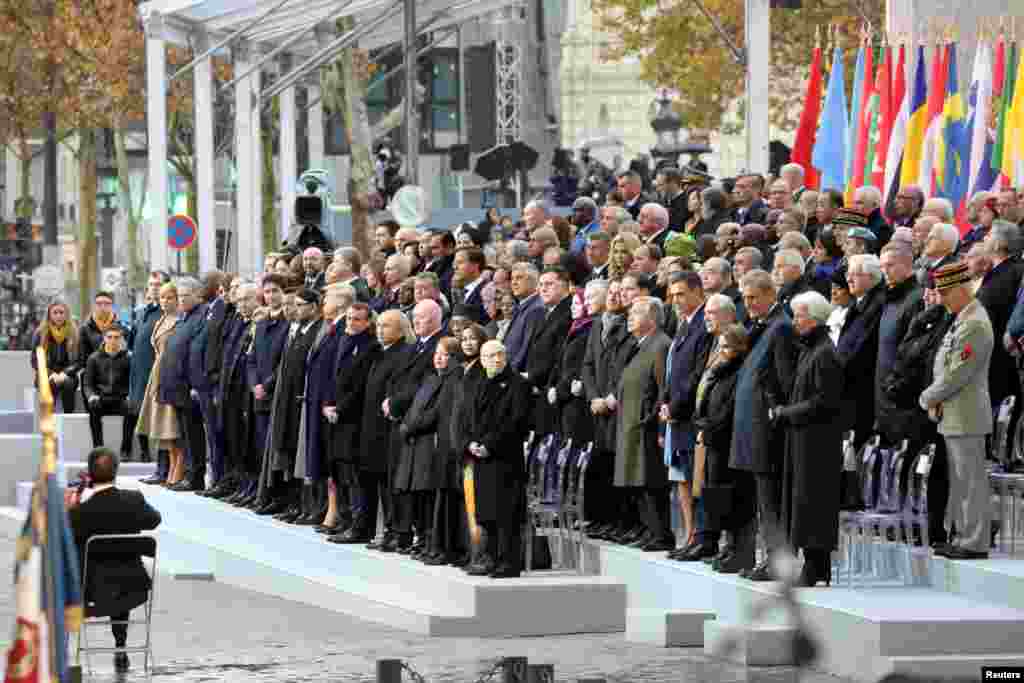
[608,232,643,281]
[136,282,186,485]
[31,300,80,413]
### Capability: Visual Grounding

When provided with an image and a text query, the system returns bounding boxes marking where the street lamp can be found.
[649,88,684,171]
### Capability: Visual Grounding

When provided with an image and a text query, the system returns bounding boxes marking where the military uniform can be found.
[920,272,994,555]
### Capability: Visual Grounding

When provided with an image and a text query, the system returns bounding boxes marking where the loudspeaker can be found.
[450,144,470,171]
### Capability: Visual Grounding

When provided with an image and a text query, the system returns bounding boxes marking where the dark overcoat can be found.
[329,330,377,466]
[303,321,343,481]
[270,320,321,459]
[977,256,1024,408]
[665,305,710,455]
[247,316,289,413]
[836,282,886,441]
[462,366,532,522]
[550,322,594,446]
[358,342,412,473]
[776,325,844,551]
[581,314,630,453]
[729,305,798,474]
[395,369,452,491]
[157,303,207,407]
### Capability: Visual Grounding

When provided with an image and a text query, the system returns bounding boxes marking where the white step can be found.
[703,620,797,667]
[626,608,714,647]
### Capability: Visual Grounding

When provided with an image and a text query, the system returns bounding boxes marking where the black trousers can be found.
[755,473,783,552]
[584,449,615,525]
[111,610,130,647]
[50,380,77,414]
[638,486,671,542]
[480,518,523,571]
[87,397,134,453]
[431,488,466,556]
[355,470,391,535]
[928,438,951,544]
[176,398,207,488]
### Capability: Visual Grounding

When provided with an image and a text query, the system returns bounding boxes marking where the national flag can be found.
[5,350,83,683]
[935,44,967,215]
[846,43,867,191]
[919,43,949,194]
[872,45,894,190]
[1005,42,1024,185]
[848,42,873,199]
[812,47,850,192]
[966,40,996,199]
[792,46,823,190]
[883,44,908,206]
[900,45,929,188]
[993,40,1016,183]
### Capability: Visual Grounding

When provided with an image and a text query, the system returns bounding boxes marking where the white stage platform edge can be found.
[590,541,1024,681]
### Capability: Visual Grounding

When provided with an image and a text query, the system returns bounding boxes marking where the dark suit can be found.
[504,294,545,373]
[303,319,343,483]
[427,254,455,297]
[196,299,227,486]
[525,297,573,435]
[734,199,768,226]
[665,191,690,231]
[270,320,321,479]
[665,306,710,456]
[158,304,207,486]
[977,256,1024,412]
[245,316,289,479]
[69,487,161,646]
[624,193,653,220]
[355,342,412,534]
[462,281,491,325]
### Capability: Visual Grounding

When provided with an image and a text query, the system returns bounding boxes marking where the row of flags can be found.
[795,35,1024,229]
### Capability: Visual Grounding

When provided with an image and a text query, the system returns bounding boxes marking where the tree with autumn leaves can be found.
[592,0,882,133]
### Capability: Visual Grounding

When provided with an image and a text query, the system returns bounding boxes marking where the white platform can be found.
[63,480,627,638]
[592,541,1024,682]
[0,351,36,412]
[0,434,43,506]
[56,413,128,464]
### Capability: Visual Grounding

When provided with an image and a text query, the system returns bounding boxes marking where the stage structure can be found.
[138,0,520,277]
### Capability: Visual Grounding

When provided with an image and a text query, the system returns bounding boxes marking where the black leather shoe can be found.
[171,481,195,492]
[677,543,719,561]
[743,560,775,581]
[256,500,288,516]
[716,552,752,574]
[140,475,164,485]
[422,553,453,565]
[932,543,954,557]
[450,554,471,568]
[628,531,654,548]
[489,565,521,579]
[642,538,675,552]
[327,529,371,544]
[942,546,989,560]
[274,505,301,522]
[466,562,496,576]
[114,652,129,672]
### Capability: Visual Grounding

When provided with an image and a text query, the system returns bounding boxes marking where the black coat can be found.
[396,369,453,491]
[735,199,768,226]
[525,297,573,434]
[247,316,290,413]
[777,276,812,317]
[68,487,161,616]
[32,333,80,387]
[77,317,107,373]
[665,306,711,454]
[665,191,690,231]
[730,306,798,474]
[550,323,595,446]
[879,304,952,446]
[463,367,532,522]
[776,327,844,551]
[451,361,488,460]
[82,349,132,402]
[329,330,376,464]
[358,342,411,473]
[388,334,441,421]
[977,256,1024,408]
[581,314,631,453]
[270,320,321,458]
[202,299,229,390]
[836,282,886,441]
[693,355,742,486]
[303,321,343,481]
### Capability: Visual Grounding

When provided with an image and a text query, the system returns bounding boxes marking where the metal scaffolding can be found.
[493,4,524,146]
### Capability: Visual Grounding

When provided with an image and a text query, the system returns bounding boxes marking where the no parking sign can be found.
[168,214,197,251]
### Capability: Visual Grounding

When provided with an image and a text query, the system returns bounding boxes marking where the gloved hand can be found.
[547,387,557,405]
[571,380,583,397]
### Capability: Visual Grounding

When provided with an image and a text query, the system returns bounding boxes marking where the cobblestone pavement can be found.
[0,528,854,683]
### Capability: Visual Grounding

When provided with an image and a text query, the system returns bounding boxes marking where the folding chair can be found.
[75,533,157,674]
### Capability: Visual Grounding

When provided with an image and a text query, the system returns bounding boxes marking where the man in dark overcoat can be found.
[837,254,887,446]
[462,340,532,578]
[387,301,443,552]
[132,271,169,474]
[351,310,411,546]
[730,269,798,581]
[524,266,573,435]
[258,289,322,516]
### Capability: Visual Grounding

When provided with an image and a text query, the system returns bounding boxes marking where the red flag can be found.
[873,46,894,189]
[792,46,823,190]
[992,37,1007,189]
[851,43,875,190]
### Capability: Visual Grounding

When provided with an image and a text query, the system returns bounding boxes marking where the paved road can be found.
[0,527,853,683]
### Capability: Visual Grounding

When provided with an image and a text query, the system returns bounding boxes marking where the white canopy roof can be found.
[139,0,514,56]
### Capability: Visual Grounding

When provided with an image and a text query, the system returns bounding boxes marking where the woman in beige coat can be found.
[136,282,185,485]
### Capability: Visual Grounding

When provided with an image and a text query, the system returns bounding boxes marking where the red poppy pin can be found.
[961,343,973,361]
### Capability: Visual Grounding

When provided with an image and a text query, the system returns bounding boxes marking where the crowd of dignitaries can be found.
[33,161,1024,581]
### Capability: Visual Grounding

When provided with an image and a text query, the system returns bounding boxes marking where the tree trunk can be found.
[185,185,199,273]
[262,128,277,256]
[114,125,146,289]
[15,140,34,220]
[78,128,98,316]
[333,16,372,258]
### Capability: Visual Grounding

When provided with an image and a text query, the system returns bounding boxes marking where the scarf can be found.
[92,310,115,334]
[103,340,121,355]
[48,322,70,346]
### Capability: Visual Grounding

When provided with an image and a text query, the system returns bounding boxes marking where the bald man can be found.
[303,247,327,291]
[461,340,532,578]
